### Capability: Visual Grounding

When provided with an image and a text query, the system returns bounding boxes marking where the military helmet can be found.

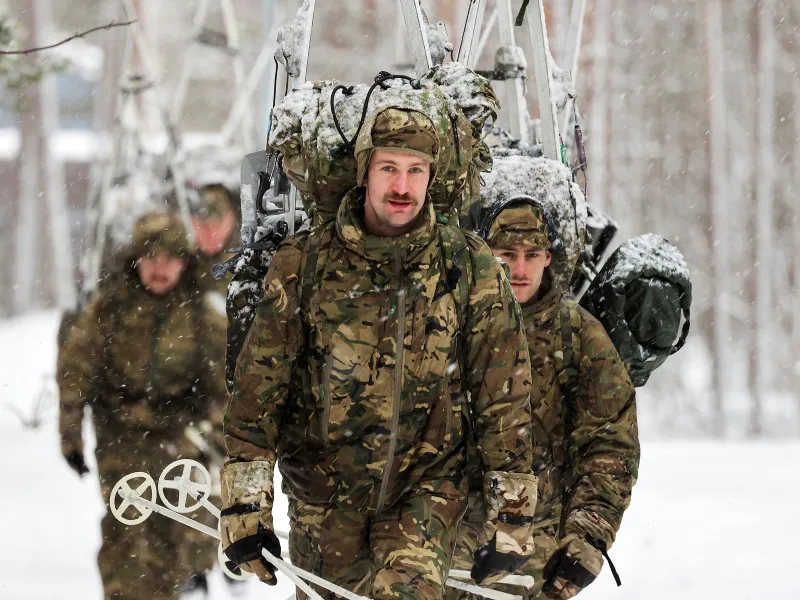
[190,183,235,219]
[355,107,440,185]
[131,211,191,258]
[478,195,564,252]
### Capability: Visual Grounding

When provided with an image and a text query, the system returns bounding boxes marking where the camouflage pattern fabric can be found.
[225,188,533,599]
[354,107,440,184]
[486,204,551,250]
[288,481,465,600]
[58,241,226,599]
[448,275,639,600]
[131,212,192,259]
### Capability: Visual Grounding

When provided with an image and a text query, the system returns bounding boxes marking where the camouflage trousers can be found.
[288,489,466,600]
[446,502,559,600]
[95,424,217,600]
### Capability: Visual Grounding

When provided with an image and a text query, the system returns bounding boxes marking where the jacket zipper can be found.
[149,307,165,389]
[376,245,405,513]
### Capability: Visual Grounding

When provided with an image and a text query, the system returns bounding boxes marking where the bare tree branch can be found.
[0,19,136,56]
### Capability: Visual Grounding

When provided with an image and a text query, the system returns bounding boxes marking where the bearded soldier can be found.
[220,107,539,600]
[58,212,226,600]
[449,196,640,600]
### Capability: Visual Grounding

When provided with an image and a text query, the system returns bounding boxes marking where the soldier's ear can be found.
[544,251,552,267]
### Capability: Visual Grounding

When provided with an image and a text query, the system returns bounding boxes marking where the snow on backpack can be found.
[268,63,498,225]
[579,234,692,387]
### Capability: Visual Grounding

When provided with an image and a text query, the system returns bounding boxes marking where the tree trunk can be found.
[753,0,776,436]
[587,0,611,211]
[707,0,729,436]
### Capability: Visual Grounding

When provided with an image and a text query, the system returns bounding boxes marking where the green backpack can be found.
[580,233,692,387]
[269,64,497,226]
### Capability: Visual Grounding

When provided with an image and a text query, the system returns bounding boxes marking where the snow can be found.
[2,311,798,600]
[480,155,587,289]
[274,0,314,79]
[609,233,691,285]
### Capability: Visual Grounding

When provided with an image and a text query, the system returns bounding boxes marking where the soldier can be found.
[220,107,539,600]
[448,197,640,600]
[58,212,226,600]
[190,182,240,296]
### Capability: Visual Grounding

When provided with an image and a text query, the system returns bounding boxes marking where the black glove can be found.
[64,451,89,477]
[471,533,529,585]
[222,522,282,585]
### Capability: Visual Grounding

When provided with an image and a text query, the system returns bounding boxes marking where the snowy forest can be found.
[1,2,799,600]
[3,0,798,438]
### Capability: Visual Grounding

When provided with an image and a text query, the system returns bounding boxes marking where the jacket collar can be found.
[335,188,436,264]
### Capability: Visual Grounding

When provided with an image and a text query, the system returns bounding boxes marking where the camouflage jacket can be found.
[226,190,533,515]
[525,277,639,549]
[58,268,227,458]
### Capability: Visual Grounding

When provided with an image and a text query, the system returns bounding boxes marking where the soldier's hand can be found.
[219,515,281,584]
[542,535,603,600]
[471,470,539,584]
[219,460,278,585]
[63,450,89,477]
[471,533,529,584]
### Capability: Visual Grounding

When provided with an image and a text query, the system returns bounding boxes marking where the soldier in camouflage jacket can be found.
[220,107,538,600]
[58,212,226,600]
[449,199,640,600]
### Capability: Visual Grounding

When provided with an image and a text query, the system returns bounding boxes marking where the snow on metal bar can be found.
[398,0,433,77]
[457,0,487,68]
[562,0,586,87]
[524,0,560,160]
[496,0,528,144]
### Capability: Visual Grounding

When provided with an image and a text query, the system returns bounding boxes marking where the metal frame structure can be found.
[456,0,588,161]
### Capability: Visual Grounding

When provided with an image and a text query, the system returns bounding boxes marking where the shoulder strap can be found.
[298,223,334,321]
[438,224,473,333]
[557,300,582,537]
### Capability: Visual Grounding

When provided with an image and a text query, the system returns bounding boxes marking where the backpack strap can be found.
[556,300,582,537]
[437,224,473,335]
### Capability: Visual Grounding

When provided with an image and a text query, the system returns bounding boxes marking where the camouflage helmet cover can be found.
[355,107,440,185]
[190,183,235,219]
[131,212,191,258]
[486,202,552,250]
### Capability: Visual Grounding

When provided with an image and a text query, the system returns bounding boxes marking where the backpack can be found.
[269,63,498,226]
[579,234,692,387]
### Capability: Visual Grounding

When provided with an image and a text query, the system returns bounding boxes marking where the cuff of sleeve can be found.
[220,459,275,509]
[565,510,617,550]
[61,436,83,458]
[483,471,539,521]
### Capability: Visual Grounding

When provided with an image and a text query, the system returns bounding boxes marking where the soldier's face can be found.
[363,149,430,237]
[192,211,236,255]
[136,252,188,295]
[492,243,551,304]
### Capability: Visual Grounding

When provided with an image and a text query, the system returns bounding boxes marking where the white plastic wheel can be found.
[158,459,212,514]
[110,472,157,525]
[218,542,252,581]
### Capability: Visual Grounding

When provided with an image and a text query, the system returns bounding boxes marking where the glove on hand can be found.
[219,460,279,584]
[542,534,603,600]
[64,450,89,477]
[471,471,539,584]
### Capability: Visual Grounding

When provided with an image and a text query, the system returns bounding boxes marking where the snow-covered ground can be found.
[1,311,797,599]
